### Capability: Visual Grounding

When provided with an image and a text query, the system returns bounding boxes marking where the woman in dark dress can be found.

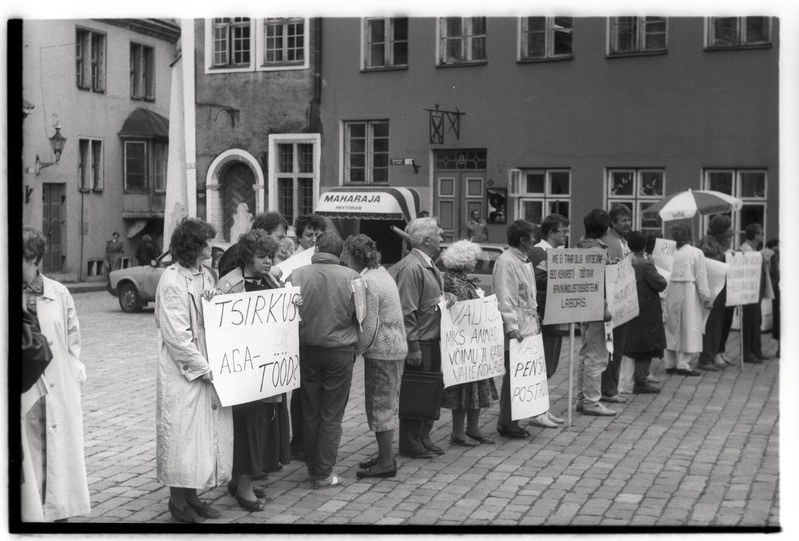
[217,229,292,511]
[440,240,499,446]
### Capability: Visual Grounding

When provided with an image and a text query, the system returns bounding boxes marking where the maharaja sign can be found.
[321,193,382,204]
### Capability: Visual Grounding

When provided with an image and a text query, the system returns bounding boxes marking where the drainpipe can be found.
[79,190,85,281]
[308,17,322,133]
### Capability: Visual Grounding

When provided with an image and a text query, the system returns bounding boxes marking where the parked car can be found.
[107,241,232,312]
[434,242,506,296]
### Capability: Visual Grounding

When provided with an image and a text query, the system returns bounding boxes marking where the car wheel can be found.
[118,283,142,313]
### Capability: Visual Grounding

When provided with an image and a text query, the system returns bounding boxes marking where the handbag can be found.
[399,370,444,421]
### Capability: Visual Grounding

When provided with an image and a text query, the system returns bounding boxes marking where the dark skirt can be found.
[232,396,291,477]
[441,378,498,410]
[627,350,663,362]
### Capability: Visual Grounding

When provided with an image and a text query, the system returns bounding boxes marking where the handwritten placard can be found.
[203,286,301,406]
[439,295,505,389]
[543,248,606,325]
[725,252,762,306]
[605,256,639,329]
[651,238,676,282]
[509,334,549,420]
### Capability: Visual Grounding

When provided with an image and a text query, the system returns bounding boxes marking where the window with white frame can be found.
[263,18,305,66]
[76,28,106,91]
[343,121,389,184]
[268,134,321,226]
[704,169,768,246]
[130,43,155,100]
[205,18,310,73]
[438,17,487,65]
[510,168,572,230]
[519,17,573,61]
[705,17,771,49]
[78,139,103,192]
[123,139,168,193]
[363,17,408,69]
[608,17,667,56]
[211,18,252,69]
[606,169,665,236]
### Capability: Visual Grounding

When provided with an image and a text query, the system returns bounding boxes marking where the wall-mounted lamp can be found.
[35,122,67,175]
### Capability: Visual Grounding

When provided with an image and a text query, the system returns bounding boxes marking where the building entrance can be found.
[433,149,486,242]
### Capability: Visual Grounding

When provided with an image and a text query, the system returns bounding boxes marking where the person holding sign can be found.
[600,204,633,405]
[390,217,448,458]
[343,235,408,478]
[740,223,772,363]
[698,215,736,369]
[217,230,290,511]
[663,225,714,377]
[493,220,553,437]
[155,219,233,524]
[440,240,500,446]
[575,210,616,416]
[624,231,667,394]
[290,232,361,488]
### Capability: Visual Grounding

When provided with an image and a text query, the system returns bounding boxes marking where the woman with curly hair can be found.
[217,229,289,511]
[21,226,90,522]
[343,234,407,478]
[155,218,233,523]
[663,224,714,377]
[440,240,499,446]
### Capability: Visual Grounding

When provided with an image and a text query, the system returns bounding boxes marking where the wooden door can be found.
[41,183,65,272]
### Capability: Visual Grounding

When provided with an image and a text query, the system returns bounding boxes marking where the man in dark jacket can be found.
[290,232,361,488]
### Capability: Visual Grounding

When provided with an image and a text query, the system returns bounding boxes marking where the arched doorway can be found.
[221,162,256,241]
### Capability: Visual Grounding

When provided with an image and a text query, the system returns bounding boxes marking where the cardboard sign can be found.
[439,295,505,389]
[203,286,301,406]
[509,334,549,420]
[605,256,639,329]
[725,252,762,306]
[275,248,314,279]
[651,238,676,282]
[543,248,606,325]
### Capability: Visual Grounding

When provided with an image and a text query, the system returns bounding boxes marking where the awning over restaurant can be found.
[314,187,421,222]
[118,108,169,140]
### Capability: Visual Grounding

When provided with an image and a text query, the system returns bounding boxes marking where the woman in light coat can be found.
[21,226,90,522]
[663,224,714,377]
[155,218,233,523]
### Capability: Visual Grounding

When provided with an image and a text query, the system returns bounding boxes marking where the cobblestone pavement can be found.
[68,291,779,528]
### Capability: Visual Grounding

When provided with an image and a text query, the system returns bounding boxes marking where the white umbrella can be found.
[643,189,743,222]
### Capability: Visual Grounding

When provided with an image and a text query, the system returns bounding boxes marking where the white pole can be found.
[568,322,575,428]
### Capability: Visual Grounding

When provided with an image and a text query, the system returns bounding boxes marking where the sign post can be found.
[543,248,606,427]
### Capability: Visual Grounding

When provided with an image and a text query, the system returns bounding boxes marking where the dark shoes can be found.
[744,356,763,364]
[235,493,264,512]
[465,432,495,444]
[497,424,529,439]
[697,361,721,372]
[665,368,677,374]
[423,442,445,455]
[675,368,702,376]
[356,458,398,479]
[633,383,661,394]
[359,456,379,469]
[400,448,435,459]
[450,436,478,447]
[169,501,202,523]
[186,498,220,519]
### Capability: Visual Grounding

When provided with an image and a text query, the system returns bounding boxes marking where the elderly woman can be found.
[698,215,736,370]
[663,225,714,377]
[342,234,408,478]
[217,229,289,511]
[21,226,90,522]
[440,240,499,445]
[155,218,233,524]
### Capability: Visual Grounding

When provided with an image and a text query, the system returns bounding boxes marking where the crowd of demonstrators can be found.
[740,223,773,364]
[440,240,499,446]
[343,235,407,477]
[663,225,714,377]
[154,218,232,524]
[698,215,737,370]
[217,230,289,511]
[575,210,616,417]
[21,226,91,522]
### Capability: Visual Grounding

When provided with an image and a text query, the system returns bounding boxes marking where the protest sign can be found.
[509,334,549,420]
[275,248,314,278]
[439,295,505,389]
[605,256,639,329]
[651,238,676,282]
[725,252,762,306]
[543,248,606,325]
[203,286,301,407]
